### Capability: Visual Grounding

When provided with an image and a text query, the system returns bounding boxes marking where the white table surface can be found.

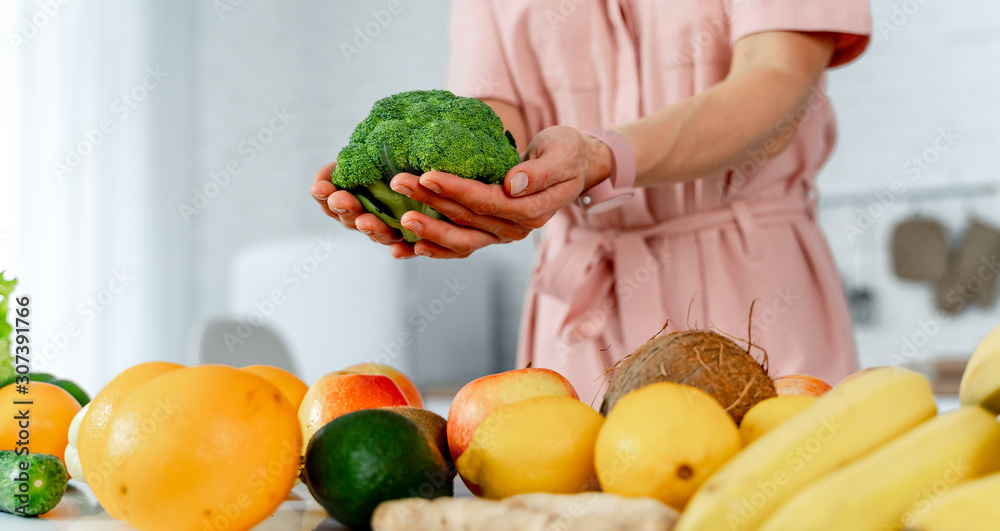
[0,483,352,530]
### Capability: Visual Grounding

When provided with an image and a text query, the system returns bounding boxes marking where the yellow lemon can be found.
[739,395,817,446]
[595,382,740,510]
[456,395,603,499]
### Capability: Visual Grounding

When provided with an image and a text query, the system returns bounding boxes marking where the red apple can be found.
[340,362,424,408]
[298,372,409,450]
[447,368,579,494]
[774,374,833,397]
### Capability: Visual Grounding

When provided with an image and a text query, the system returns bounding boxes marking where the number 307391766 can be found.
[13,296,31,380]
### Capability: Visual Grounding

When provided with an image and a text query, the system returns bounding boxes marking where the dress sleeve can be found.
[446,0,520,104]
[726,0,872,67]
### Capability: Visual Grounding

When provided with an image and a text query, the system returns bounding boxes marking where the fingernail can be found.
[332,207,348,214]
[360,229,373,235]
[420,178,441,194]
[416,249,433,257]
[312,193,329,201]
[396,255,414,260]
[404,220,423,233]
[511,172,528,196]
[391,183,414,195]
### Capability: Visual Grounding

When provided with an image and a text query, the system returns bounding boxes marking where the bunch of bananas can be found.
[673,324,1000,531]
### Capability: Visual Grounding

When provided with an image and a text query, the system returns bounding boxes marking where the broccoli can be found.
[0,272,17,384]
[332,90,520,242]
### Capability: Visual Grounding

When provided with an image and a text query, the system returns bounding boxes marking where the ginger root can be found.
[371,493,678,531]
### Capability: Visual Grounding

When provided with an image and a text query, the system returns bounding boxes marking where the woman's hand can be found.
[309,161,406,246]
[385,125,612,259]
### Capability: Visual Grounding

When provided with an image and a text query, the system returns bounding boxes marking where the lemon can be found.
[739,395,817,446]
[455,395,603,499]
[595,382,740,510]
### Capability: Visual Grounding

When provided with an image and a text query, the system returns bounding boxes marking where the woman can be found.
[311,0,871,401]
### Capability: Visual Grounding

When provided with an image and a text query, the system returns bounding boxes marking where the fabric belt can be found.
[535,195,815,349]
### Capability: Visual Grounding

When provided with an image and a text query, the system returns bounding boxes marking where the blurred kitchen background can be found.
[1,0,998,404]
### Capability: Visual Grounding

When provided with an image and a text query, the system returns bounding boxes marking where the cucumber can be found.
[0,451,68,516]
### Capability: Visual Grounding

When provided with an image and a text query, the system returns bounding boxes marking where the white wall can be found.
[11,0,999,392]
[817,0,1000,368]
[190,0,454,318]
[189,1,536,386]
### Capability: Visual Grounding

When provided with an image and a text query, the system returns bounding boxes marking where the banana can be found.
[758,406,1000,531]
[903,471,1000,530]
[674,367,936,531]
[960,323,1000,413]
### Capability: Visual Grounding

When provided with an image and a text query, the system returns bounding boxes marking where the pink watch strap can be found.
[576,129,635,214]
[577,128,637,212]
[584,128,637,189]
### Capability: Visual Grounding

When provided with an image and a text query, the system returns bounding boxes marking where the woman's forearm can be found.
[616,31,838,188]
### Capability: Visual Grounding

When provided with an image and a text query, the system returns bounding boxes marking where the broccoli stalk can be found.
[331,90,520,243]
[356,182,441,243]
[356,143,443,243]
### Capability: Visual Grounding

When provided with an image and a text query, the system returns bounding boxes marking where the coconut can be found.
[600,330,776,424]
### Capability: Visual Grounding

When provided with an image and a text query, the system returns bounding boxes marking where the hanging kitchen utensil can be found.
[891,216,948,282]
[935,219,1000,313]
[846,228,877,326]
[954,219,1000,307]
[935,252,964,314]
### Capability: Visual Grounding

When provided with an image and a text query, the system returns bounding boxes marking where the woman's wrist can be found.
[582,133,613,191]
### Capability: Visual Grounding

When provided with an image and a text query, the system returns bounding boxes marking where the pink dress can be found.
[448,0,872,402]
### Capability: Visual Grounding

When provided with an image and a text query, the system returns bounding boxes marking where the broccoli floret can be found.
[0,272,18,384]
[331,90,520,243]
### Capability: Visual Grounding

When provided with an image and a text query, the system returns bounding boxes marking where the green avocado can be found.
[0,451,68,517]
[302,409,453,529]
